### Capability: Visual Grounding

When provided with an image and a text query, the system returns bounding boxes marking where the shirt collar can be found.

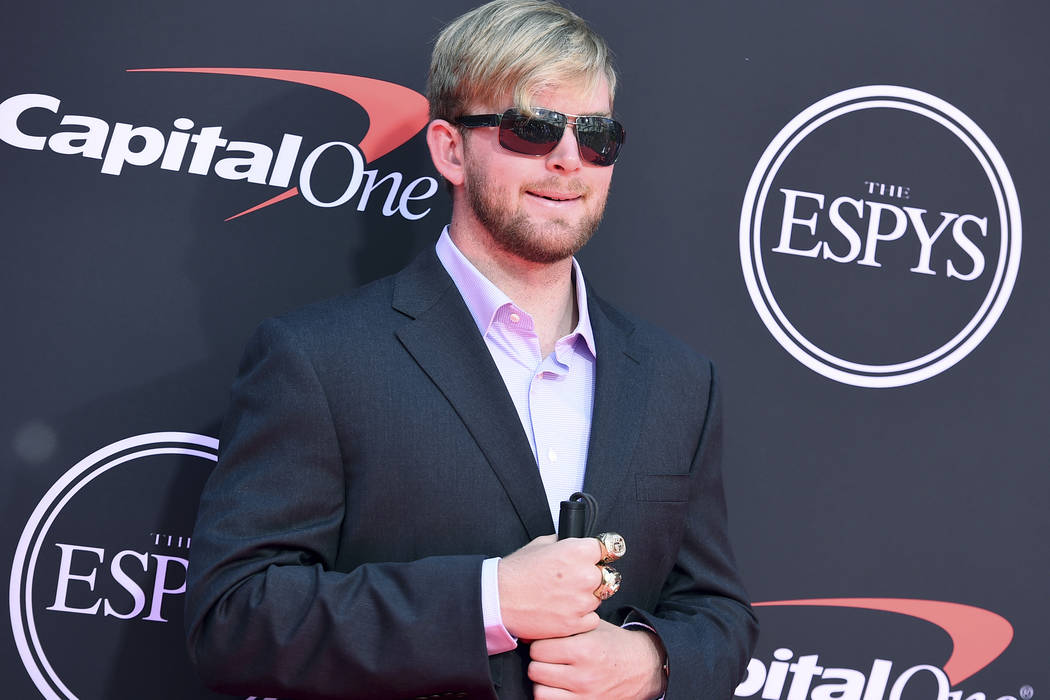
[435,226,597,357]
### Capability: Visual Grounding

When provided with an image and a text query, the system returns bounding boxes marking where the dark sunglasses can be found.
[456,108,625,166]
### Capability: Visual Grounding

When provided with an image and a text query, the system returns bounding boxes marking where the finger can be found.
[576,596,601,619]
[578,610,600,632]
[577,535,604,564]
[557,536,603,564]
[533,683,577,700]
[528,660,580,692]
[529,637,568,664]
[589,535,604,563]
[585,562,603,589]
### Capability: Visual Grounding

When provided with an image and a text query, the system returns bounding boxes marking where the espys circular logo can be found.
[10,433,220,700]
[740,86,1021,388]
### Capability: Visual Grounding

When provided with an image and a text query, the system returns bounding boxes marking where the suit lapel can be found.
[392,251,555,540]
[583,294,649,525]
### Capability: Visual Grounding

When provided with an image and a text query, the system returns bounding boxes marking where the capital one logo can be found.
[10,433,220,700]
[0,67,433,221]
[738,598,1018,700]
[740,86,1022,388]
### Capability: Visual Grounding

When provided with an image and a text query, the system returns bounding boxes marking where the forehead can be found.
[533,75,612,116]
[475,74,613,117]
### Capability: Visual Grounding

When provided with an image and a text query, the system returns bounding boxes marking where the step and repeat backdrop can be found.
[3,2,1046,699]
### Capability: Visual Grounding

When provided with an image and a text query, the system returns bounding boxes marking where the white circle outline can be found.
[739,85,1022,388]
[9,432,219,700]
[751,101,1008,373]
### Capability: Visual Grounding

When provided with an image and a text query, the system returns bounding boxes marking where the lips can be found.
[526,190,581,202]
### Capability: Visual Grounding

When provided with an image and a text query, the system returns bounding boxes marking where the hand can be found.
[528,620,666,700]
[498,535,604,640]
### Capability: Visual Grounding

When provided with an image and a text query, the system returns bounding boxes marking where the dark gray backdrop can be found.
[3,2,1046,698]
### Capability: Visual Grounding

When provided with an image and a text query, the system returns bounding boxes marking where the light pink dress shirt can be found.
[435,228,596,654]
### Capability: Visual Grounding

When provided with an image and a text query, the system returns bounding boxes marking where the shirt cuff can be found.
[481,557,517,655]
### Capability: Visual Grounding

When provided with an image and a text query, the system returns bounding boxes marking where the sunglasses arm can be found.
[454,114,503,128]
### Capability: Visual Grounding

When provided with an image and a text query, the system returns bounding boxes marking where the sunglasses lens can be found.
[491,109,624,166]
[576,117,625,166]
[498,110,564,156]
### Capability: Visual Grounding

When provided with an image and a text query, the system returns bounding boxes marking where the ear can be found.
[426,119,465,187]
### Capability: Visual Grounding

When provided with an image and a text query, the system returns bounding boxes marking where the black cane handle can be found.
[557,492,598,539]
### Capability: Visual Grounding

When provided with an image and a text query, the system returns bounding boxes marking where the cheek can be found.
[469,154,512,187]
[590,170,614,199]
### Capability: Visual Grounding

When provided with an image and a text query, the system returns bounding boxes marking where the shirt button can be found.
[548,448,558,463]
[509,313,521,323]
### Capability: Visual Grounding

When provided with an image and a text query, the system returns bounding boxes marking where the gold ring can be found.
[595,532,626,564]
[593,565,622,600]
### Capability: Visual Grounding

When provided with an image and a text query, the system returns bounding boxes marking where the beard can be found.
[465,164,608,264]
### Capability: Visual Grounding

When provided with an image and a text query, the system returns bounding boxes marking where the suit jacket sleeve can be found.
[184,317,496,700]
[622,359,759,699]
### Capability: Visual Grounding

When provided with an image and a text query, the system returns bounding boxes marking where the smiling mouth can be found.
[527,191,581,202]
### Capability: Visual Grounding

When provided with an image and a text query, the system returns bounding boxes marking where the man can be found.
[185,1,758,698]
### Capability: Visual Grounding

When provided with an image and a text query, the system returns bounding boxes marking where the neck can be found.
[449,218,579,357]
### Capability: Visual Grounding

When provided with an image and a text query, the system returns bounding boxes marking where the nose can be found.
[545,124,581,172]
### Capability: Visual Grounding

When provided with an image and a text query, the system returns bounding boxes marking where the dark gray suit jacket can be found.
[185,249,758,699]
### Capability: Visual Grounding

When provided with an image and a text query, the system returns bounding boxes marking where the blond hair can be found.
[427,0,617,121]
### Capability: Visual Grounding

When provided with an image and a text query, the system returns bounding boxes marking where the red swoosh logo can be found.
[754,598,1013,685]
[127,67,429,220]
